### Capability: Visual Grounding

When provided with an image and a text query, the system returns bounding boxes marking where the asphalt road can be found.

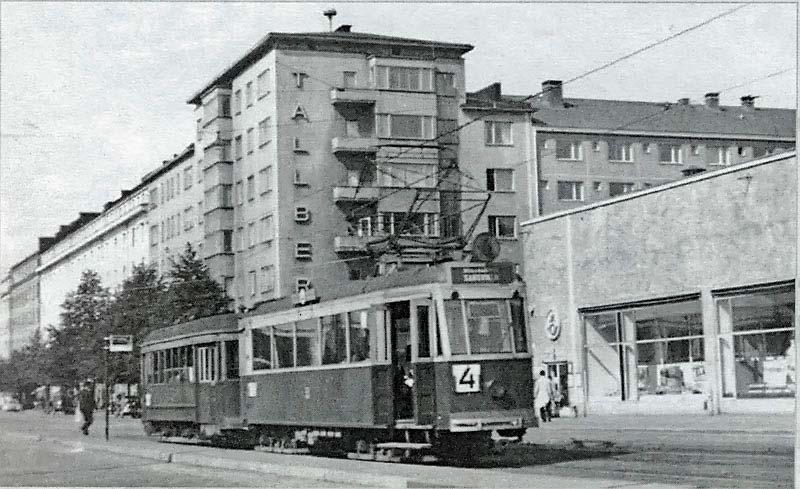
[0,410,793,488]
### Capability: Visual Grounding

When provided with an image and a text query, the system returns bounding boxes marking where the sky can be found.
[0,2,796,273]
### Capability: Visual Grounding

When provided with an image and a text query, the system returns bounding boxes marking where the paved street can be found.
[0,410,793,488]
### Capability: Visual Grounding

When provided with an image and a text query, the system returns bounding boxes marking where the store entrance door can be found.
[545,361,569,410]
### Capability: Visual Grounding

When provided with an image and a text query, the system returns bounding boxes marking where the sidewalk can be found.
[538,413,795,434]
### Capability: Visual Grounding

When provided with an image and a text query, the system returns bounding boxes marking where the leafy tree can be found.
[46,270,111,388]
[108,263,167,387]
[162,243,231,324]
[0,328,48,403]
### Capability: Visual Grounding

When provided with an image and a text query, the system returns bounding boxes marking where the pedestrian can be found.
[78,380,95,436]
[534,370,551,423]
[547,373,561,419]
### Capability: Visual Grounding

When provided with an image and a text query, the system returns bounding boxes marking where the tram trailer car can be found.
[240,261,535,459]
[140,314,243,440]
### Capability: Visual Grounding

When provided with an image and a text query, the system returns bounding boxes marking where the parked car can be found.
[0,395,22,412]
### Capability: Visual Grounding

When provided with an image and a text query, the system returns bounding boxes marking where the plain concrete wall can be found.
[522,153,796,414]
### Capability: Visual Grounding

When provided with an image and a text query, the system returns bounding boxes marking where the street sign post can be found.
[103,335,134,441]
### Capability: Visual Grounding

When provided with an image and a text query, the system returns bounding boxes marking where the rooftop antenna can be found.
[323,8,337,32]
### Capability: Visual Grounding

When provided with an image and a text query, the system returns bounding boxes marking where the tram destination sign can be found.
[450,262,514,285]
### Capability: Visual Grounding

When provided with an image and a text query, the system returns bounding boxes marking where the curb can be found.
[547,426,794,436]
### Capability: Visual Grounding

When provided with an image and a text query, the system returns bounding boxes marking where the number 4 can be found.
[459,367,475,389]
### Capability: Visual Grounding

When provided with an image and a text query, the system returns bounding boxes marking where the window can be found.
[295,207,310,222]
[246,175,255,201]
[466,300,514,354]
[235,180,244,206]
[197,346,218,382]
[349,310,370,362]
[245,81,253,106]
[234,90,242,115]
[485,121,513,145]
[260,265,274,293]
[236,226,245,251]
[273,324,294,368]
[257,69,269,98]
[377,212,438,236]
[295,278,311,292]
[222,230,233,252]
[259,215,273,242]
[706,145,732,166]
[184,167,193,189]
[376,114,434,139]
[246,128,254,154]
[234,136,243,160]
[556,140,583,160]
[488,215,516,238]
[343,71,357,88]
[248,223,255,248]
[296,318,320,367]
[609,142,634,162]
[375,66,433,91]
[252,328,272,370]
[149,188,159,209]
[259,166,272,194]
[486,169,514,191]
[221,185,233,207]
[557,181,584,201]
[295,242,312,259]
[659,144,683,164]
[258,118,270,146]
[225,340,239,379]
[149,225,159,246]
[248,270,257,296]
[321,314,347,364]
[609,182,635,197]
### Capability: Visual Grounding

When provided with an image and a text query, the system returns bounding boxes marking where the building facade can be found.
[187,28,473,309]
[459,81,795,274]
[8,252,41,351]
[0,275,10,359]
[521,151,796,415]
[38,189,150,334]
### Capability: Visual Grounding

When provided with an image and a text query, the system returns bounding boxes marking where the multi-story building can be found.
[187,27,473,309]
[38,189,150,334]
[460,80,796,269]
[143,144,206,278]
[0,275,10,359]
[8,252,41,351]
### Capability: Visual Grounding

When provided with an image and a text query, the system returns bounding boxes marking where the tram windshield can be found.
[444,298,527,355]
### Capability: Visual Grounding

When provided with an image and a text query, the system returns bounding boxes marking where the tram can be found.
[140,260,536,461]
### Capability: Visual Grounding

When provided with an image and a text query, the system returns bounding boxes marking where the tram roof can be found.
[247,265,446,317]
[141,313,240,347]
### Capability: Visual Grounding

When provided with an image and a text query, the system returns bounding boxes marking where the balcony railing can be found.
[333,235,372,253]
[332,186,381,203]
[330,88,377,105]
[331,136,379,155]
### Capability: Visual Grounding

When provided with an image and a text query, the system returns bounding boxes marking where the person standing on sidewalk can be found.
[534,370,552,422]
[547,373,561,419]
[78,381,95,436]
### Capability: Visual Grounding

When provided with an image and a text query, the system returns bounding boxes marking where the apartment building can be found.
[144,145,206,278]
[187,27,473,309]
[8,252,41,351]
[0,275,10,359]
[38,190,150,334]
[460,80,796,271]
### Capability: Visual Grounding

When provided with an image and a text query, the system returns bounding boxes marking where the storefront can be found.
[521,152,796,415]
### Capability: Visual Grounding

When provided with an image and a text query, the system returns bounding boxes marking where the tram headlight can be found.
[491,383,507,400]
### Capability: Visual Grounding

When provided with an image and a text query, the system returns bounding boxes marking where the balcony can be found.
[332,186,381,203]
[331,136,379,155]
[330,88,377,106]
[333,235,372,253]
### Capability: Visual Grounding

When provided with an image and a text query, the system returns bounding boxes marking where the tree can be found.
[46,270,111,388]
[0,328,48,403]
[108,263,167,387]
[162,243,231,324]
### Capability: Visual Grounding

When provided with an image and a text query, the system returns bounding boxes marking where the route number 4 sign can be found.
[452,364,481,393]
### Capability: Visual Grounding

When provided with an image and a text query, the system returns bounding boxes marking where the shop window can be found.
[584,313,626,399]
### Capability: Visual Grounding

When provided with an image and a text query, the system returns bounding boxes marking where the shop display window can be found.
[721,285,794,398]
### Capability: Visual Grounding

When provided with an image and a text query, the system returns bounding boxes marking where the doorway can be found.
[389,302,413,420]
[545,361,569,410]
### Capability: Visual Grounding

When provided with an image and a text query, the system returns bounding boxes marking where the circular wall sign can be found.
[545,309,561,341]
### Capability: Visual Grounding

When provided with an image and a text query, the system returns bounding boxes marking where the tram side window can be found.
[417,305,431,358]
[444,300,468,355]
[349,310,370,362]
[510,298,528,353]
[296,318,320,367]
[322,313,347,364]
[225,340,239,379]
[252,328,272,370]
[466,300,514,354]
[274,324,295,368]
[197,345,218,382]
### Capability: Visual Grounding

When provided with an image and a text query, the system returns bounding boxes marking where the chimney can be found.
[740,95,758,111]
[541,80,564,108]
[335,24,352,33]
[474,82,502,101]
[677,98,690,106]
[704,92,720,110]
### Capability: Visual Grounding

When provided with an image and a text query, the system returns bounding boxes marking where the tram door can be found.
[410,299,437,425]
[388,302,413,421]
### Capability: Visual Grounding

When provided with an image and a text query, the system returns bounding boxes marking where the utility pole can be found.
[104,342,109,441]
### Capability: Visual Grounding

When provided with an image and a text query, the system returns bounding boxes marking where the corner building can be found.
[187,28,472,309]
